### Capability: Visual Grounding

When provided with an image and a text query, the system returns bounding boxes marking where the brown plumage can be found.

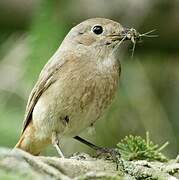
[15,18,131,155]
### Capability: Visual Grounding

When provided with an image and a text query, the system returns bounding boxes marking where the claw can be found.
[96,147,121,170]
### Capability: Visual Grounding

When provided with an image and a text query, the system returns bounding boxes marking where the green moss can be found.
[117,132,168,162]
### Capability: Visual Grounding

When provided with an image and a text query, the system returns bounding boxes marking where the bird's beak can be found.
[107,27,141,43]
[106,27,142,46]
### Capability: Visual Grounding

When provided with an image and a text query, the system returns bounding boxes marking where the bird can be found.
[15,18,138,157]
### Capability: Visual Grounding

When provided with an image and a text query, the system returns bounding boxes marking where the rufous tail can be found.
[15,122,50,155]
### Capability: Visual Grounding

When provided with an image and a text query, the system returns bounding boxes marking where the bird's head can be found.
[60,18,156,59]
[62,18,138,53]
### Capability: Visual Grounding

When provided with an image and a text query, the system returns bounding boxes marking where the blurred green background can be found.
[0,0,178,158]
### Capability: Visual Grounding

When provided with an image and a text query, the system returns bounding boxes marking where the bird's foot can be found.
[73,136,121,170]
[95,147,121,170]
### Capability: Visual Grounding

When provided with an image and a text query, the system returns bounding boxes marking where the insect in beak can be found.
[121,28,158,58]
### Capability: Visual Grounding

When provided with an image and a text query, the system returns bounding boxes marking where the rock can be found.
[0,147,178,180]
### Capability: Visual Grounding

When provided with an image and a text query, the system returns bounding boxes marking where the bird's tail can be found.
[15,122,50,155]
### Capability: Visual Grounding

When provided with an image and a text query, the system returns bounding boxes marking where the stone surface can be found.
[0,147,178,180]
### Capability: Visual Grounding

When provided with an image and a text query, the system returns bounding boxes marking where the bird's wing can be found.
[21,61,63,135]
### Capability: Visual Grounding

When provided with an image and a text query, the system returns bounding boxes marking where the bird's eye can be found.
[92,25,103,35]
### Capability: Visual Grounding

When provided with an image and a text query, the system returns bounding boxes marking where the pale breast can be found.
[32,58,120,139]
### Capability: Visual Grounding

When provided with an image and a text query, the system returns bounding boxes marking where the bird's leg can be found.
[52,132,64,158]
[74,136,120,157]
[74,136,120,169]
[74,136,100,151]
